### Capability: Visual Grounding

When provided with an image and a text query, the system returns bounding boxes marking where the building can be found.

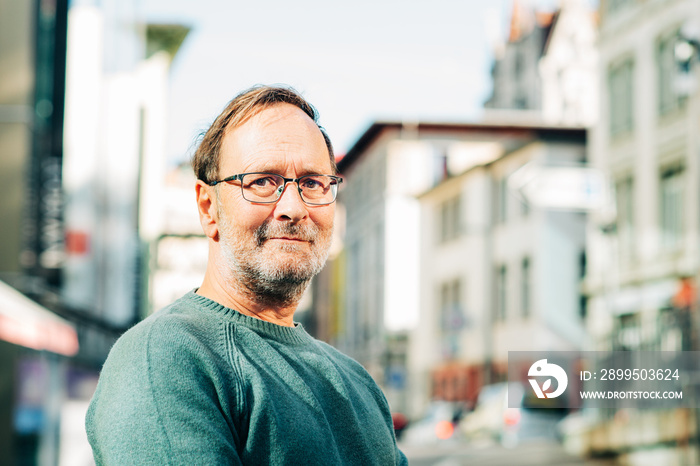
[587,0,700,352]
[62,5,190,340]
[484,0,598,127]
[336,121,588,418]
[485,0,554,114]
[0,0,77,461]
[413,125,588,418]
[0,0,189,462]
[576,0,700,460]
[148,162,208,314]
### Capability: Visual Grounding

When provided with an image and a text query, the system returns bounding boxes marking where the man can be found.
[86,85,408,465]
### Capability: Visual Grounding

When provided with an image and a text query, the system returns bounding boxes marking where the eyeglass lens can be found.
[240,174,338,204]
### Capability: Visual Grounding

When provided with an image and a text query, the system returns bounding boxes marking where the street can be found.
[400,439,617,466]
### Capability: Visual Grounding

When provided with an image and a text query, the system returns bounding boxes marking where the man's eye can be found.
[249,176,278,187]
[301,178,323,189]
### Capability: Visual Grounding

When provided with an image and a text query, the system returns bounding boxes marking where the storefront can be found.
[0,280,83,464]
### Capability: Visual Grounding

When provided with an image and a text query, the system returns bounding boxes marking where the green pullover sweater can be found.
[86,291,407,465]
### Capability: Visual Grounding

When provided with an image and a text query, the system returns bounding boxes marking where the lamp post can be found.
[674,23,700,96]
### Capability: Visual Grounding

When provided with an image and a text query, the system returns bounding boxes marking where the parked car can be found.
[461,382,566,447]
[400,401,467,446]
[391,412,409,440]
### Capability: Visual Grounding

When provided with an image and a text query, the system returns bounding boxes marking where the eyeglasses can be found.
[207,172,343,205]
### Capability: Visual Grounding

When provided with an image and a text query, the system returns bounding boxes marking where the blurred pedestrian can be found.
[85,85,407,465]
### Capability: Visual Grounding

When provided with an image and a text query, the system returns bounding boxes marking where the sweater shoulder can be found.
[313,340,382,389]
[86,295,240,463]
[107,295,224,366]
[313,339,361,367]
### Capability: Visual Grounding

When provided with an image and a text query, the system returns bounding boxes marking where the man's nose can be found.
[273,182,308,222]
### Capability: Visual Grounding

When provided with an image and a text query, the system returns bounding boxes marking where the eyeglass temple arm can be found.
[206,174,243,186]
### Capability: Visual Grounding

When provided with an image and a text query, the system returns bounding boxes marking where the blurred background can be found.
[2,0,700,464]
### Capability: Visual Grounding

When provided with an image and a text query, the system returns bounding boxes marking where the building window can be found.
[439,279,464,359]
[615,313,641,350]
[495,177,508,224]
[433,152,449,185]
[438,194,462,243]
[615,177,634,259]
[660,165,684,250]
[495,265,507,321]
[514,95,528,110]
[608,58,634,137]
[521,257,531,318]
[658,31,686,116]
[578,251,587,319]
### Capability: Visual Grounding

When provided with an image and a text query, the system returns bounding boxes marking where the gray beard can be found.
[218,216,332,307]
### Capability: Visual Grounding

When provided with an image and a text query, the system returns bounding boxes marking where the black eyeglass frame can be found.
[206,172,343,206]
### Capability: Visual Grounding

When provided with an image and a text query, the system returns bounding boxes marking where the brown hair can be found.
[192,85,336,183]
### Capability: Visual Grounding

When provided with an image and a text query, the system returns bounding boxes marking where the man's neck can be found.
[197,269,300,327]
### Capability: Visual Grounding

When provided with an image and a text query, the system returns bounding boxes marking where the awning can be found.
[0,280,79,356]
[607,279,677,315]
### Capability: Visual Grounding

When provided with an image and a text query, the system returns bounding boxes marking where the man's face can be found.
[213,103,335,302]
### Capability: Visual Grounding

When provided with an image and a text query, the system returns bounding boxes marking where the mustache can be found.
[255,221,318,246]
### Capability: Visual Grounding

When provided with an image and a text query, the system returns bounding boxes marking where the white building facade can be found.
[337,122,588,418]
[576,0,700,460]
[62,3,189,334]
[412,128,588,418]
[586,0,700,355]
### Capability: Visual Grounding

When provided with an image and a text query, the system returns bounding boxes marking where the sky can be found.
[139,0,585,164]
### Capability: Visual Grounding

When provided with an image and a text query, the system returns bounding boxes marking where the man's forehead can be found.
[225,103,317,138]
[220,103,330,171]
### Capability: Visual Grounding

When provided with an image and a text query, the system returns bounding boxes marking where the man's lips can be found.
[268,237,309,243]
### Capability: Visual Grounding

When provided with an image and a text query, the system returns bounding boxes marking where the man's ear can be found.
[195,180,219,240]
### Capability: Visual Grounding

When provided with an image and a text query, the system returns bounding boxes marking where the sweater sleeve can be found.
[85,316,241,465]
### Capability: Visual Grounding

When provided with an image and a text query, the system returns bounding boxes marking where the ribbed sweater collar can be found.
[185,290,314,346]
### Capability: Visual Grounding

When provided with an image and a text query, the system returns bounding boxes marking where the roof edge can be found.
[338,120,586,172]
